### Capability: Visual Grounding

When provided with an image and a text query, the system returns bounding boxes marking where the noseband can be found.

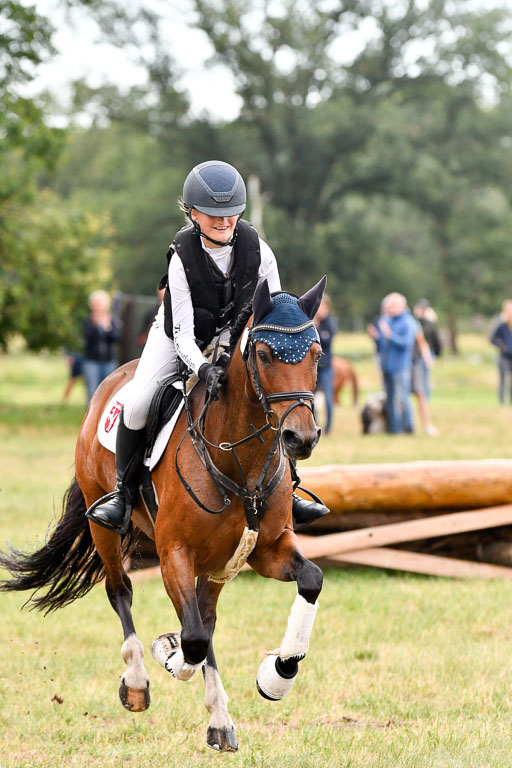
[175,318,317,531]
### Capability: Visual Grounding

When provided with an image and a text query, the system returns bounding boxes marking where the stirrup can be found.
[85,485,132,536]
[292,490,329,531]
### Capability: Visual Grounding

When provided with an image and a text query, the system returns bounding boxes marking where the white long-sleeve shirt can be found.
[155,237,281,374]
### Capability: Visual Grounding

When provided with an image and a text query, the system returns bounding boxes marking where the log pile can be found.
[296,460,512,577]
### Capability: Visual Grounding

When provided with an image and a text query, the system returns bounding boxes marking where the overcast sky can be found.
[29,0,242,121]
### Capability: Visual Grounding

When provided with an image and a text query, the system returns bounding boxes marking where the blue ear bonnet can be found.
[251,293,320,364]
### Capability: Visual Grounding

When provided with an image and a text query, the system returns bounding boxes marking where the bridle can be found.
[175,318,318,532]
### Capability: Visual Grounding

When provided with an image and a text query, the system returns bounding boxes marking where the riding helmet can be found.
[183,161,246,217]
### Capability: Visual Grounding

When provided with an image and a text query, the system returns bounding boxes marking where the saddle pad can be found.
[97,380,185,471]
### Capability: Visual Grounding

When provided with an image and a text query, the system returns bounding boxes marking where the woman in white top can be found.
[86,161,327,535]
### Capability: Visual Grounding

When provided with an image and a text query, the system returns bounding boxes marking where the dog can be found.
[361,391,388,434]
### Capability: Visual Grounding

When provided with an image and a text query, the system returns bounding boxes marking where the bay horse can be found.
[332,356,359,406]
[0,277,326,752]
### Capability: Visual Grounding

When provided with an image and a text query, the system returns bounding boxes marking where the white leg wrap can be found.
[278,594,318,661]
[151,632,205,682]
[256,655,296,701]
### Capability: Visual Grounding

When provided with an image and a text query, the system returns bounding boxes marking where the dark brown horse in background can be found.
[0,278,326,752]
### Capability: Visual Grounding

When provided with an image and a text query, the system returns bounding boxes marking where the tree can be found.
[0,0,114,350]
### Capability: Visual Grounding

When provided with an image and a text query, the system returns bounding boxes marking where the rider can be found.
[86,160,329,535]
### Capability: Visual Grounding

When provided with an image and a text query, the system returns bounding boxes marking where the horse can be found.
[332,356,359,406]
[0,277,326,753]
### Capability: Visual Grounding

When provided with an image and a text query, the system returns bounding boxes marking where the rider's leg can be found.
[86,321,179,535]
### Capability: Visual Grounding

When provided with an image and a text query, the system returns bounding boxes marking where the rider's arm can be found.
[258,240,281,293]
[168,252,209,375]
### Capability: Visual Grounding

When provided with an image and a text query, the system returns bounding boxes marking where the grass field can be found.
[2,338,512,767]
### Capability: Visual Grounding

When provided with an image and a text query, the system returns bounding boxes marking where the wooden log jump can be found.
[293,460,512,577]
[298,460,512,518]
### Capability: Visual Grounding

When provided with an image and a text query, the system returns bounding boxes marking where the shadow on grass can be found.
[0,402,86,428]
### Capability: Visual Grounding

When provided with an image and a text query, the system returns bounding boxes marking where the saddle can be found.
[144,374,184,459]
[138,374,185,524]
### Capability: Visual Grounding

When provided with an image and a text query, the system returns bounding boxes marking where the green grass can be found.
[1,341,512,767]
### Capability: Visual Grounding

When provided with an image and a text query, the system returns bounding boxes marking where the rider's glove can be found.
[198,363,226,400]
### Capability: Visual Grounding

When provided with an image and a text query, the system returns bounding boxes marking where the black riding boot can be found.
[85,410,146,536]
[290,460,330,531]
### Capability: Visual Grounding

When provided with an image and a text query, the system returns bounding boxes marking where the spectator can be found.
[414,299,442,359]
[314,294,338,435]
[369,293,417,434]
[82,290,122,402]
[490,299,512,404]
[62,350,84,402]
[411,299,441,436]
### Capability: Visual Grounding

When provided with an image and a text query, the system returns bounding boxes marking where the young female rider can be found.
[86,160,328,535]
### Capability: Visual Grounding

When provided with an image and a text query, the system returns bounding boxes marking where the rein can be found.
[174,319,316,532]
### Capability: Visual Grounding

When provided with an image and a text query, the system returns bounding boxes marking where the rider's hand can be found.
[198,363,226,400]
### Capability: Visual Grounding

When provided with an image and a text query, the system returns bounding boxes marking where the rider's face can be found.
[190,209,238,248]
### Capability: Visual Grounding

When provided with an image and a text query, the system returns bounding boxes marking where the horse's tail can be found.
[0,477,134,614]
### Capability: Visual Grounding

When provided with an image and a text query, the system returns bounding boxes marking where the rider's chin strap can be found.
[188,213,240,248]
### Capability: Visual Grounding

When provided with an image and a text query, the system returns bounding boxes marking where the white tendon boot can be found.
[256,594,318,701]
[151,632,205,682]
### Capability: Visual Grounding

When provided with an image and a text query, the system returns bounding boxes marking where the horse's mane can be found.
[228,300,253,357]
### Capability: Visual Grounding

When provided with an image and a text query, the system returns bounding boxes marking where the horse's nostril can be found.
[282,429,302,449]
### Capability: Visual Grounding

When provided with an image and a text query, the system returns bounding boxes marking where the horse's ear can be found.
[252,279,273,326]
[298,275,327,319]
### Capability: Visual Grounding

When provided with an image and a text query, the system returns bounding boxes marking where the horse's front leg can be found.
[151,547,209,682]
[196,575,238,752]
[249,530,323,701]
[89,523,150,712]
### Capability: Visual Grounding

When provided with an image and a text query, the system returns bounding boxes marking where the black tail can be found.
[0,478,135,614]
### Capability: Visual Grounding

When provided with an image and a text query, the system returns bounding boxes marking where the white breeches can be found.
[123,321,180,430]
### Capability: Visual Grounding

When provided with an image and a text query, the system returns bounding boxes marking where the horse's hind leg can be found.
[197,575,238,752]
[90,524,150,712]
[249,531,323,702]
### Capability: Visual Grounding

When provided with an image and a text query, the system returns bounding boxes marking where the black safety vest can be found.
[162,219,261,347]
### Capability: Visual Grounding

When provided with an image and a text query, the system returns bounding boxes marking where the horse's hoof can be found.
[256,655,297,701]
[119,679,150,712]
[207,726,239,752]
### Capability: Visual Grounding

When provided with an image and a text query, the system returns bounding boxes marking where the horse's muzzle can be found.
[281,426,321,460]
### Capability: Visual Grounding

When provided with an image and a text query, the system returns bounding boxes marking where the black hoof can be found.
[206,726,238,752]
[119,679,150,712]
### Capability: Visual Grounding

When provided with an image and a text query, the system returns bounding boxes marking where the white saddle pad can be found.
[97,380,185,471]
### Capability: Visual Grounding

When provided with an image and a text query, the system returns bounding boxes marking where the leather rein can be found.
[174,319,317,531]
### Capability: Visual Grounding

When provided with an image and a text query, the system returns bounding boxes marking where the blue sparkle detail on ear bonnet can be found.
[251,293,320,364]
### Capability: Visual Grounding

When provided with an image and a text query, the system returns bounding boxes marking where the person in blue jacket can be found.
[368,293,417,433]
[490,299,512,404]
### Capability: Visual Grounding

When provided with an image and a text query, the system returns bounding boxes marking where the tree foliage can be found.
[0,0,114,351]
[6,0,512,349]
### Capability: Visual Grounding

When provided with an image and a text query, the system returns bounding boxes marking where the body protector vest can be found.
[161,218,261,349]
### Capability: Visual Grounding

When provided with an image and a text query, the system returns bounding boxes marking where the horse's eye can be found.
[257,349,270,364]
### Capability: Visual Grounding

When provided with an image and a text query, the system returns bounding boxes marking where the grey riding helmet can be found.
[183,161,246,217]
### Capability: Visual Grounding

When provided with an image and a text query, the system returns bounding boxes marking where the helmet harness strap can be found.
[188,212,241,248]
